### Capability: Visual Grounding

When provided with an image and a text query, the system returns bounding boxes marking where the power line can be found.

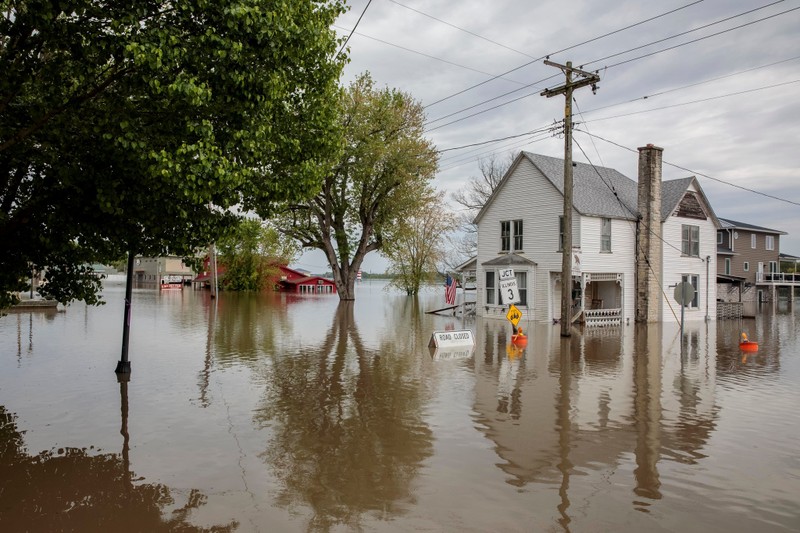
[385,0,536,59]
[427,2,795,132]
[580,55,800,115]
[331,24,528,85]
[581,79,800,124]
[597,5,800,71]
[337,0,374,56]
[423,0,705,109]
[574,130,800,207]
[582,0,787,69]
[437,124,556,153]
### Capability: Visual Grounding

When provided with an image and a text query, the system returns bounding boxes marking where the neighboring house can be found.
[134,256,195,289]
[278,265,337,294]
[473,145,719,325]
[717,218,789,303]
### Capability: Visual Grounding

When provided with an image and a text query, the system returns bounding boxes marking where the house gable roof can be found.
[718,218,786,235]
[473,152,721,229]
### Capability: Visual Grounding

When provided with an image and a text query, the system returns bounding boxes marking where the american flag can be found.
[445,274,457,305]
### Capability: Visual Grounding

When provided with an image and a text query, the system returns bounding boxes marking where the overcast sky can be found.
[295,0,800,274]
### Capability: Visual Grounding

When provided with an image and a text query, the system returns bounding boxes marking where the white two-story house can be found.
[473,144,719,325]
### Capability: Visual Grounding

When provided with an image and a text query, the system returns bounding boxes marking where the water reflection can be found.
[0,400,235,532]
[254,301,434,531]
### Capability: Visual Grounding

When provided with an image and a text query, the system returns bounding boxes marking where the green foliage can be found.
[216,218,298,291]
[275,73,438,300]
[384,190,457,295]
[1,0,345,307]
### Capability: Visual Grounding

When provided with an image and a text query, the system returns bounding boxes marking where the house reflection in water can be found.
[469,319,718,520]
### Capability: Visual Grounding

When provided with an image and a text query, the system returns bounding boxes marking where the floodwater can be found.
[1,279,799,532]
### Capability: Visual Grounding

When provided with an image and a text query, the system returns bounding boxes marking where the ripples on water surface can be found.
[1,280,799,532]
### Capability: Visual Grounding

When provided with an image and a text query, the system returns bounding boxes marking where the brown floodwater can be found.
[1,279,798,532]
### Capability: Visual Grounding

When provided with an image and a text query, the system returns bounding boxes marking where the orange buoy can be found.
[511,327,528,347]
[739,332,758,352]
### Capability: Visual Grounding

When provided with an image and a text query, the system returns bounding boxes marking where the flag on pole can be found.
[445,274,457,305]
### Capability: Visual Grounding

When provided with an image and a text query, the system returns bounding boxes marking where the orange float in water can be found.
[511,328,528,347]
[739,332,758,352]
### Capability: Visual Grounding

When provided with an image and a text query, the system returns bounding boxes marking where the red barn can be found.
[278,266,337,294]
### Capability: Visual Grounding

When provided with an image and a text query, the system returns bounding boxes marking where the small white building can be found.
[473,145,719,325]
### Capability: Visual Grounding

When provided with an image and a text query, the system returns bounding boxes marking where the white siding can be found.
[579,216,638,322]
[476,158,575,322]
[476,158,635,323]
[660,185,718,321]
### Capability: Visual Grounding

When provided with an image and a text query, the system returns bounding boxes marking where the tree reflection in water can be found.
[255,301,434,531]
[0,404,235,532]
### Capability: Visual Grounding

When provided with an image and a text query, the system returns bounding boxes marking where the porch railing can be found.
[584,308,622,327]
[756,272,800,284]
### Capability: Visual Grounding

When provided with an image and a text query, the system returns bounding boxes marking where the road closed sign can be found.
[498,268,520,304]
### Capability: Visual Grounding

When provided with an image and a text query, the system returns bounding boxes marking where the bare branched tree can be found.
[449,153,517,262]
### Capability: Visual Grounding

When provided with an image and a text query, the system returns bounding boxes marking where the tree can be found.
[0,0,345,308]
[384,189,456,295]
[449,153,516,262]
[274,73,438,300]
[216,218,297,292]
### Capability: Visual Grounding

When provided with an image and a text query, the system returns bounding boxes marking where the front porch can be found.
[579,272,624,327]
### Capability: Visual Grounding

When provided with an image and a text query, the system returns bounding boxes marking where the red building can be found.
[278,266,337,294]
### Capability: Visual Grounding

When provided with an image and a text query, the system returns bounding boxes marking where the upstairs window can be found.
[682,224,700,257]
[559,216,565,251]
[601,218,612,252]
[766,235,775,250]
[513,220,524,251]
[717,232,723,245]
[501,221,511,252]
[501,220,523,252]
[751,234,757,249]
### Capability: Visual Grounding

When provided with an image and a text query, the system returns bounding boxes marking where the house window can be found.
[500,219,524,252]
[725,258,731,275]
[601,218,611,252]
[743,261,749,272]
[717,232,723,244]
[751,234,756,248]
[516,271,528,306]
[766,235,775,250]
[559,216,565,251]
[770,261,778,273]
[485,269,528,306]
[681,224,700,257]
[681,274,699,308]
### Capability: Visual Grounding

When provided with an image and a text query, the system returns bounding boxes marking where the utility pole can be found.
[541,60,600,337]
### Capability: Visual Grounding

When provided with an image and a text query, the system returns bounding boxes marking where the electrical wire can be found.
[337,0,374,56]
[574,129,800,207]
[423,0,705,109]
[331,24,528,85]
[385,0,536,59]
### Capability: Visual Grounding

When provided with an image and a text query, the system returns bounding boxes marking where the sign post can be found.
[673,281,696,344]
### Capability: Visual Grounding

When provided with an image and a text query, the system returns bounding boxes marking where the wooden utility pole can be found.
[541,60,600,337]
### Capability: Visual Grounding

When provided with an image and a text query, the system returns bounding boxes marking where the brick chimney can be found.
[636,144,663,323]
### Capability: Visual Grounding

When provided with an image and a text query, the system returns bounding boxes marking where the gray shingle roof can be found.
[522,152,639,220]
[482,253,537,266]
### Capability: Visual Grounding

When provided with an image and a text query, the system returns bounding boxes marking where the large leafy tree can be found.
[275,73,438,300]
[0,0,345,308]
[216,218,297,292]
[384,189,456,295]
